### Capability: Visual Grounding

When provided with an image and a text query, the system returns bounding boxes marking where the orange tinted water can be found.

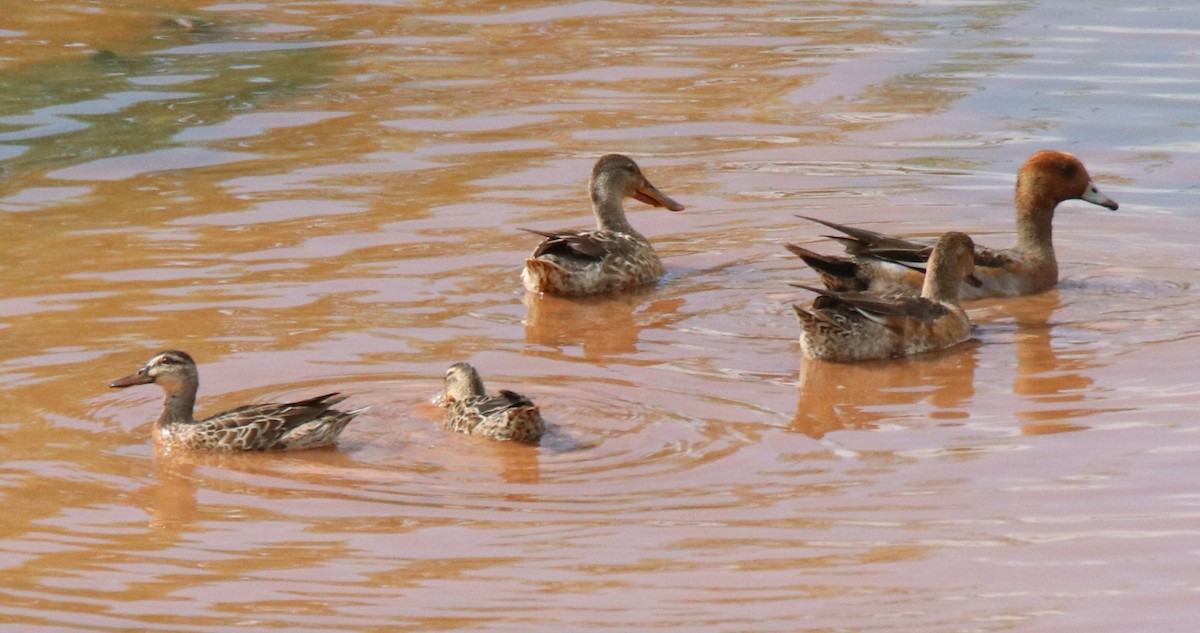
[2,1,1198,631]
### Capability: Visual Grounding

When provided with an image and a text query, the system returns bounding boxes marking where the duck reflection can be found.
[141,444,356,530]
[791,345,979,439]
[992,290,1097,434]
[523,291,685,359]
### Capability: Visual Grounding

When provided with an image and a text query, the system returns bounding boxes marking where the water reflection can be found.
[523,291,685,359]
[791,345,978,439]
[2,0,1197,629]
[995,291,1100,434]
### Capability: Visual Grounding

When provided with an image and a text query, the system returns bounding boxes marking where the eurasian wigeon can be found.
[786,150,1118,299]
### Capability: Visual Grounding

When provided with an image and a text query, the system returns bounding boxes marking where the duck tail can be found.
[521,258,565,293]
[784,243,865,292]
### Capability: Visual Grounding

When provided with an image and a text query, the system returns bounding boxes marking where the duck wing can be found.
[474,390,536,417]
[798,215,928,254]
[520,228,609,261]
[200,393,349,434]
[793,284,948,322]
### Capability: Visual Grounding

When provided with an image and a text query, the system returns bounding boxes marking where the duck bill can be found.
[1080,182,1118,210]
[110,370,153,388]
[965,273,984,288]
[633,180,685,212]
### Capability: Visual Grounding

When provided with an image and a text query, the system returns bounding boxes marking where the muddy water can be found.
[1,1,1198,631]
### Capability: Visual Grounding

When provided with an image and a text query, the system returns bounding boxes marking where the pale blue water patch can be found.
[156,41,325,55]
[204,2,271,10]
[156,36,462,57]
[0,116,90,142]
[384,113,556,133]
[0,91,196,142]
[533,66,705,82]
[573,121,817,141]
[171,110,352,143]
[174,199,370,226]
[0,186,92,213]
[0,291,113,319]
[126,74,216,87]
[45,147,260,181]
[246,24,317,35]
[0,145,27,161]
[417,139,555,157]
[426,1,661,24]
[218,152,442,196]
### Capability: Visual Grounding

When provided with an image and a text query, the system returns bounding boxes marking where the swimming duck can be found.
[793,231,979,362]
[437,362,544,443]
[109,350,362,451]
[521,154,685,296]
[786,150,1119,299]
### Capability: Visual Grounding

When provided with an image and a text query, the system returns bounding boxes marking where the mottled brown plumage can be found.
[109,350,362,451]
[793,232,978,362]
[436,363,544,443]
[521,154,684,297]
[788,151,1118,298]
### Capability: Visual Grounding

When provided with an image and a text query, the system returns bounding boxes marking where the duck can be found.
[521,153,685,297]
[436,362,544,443]
[785,150,1119,299]
[109,350,363,451]
[793,231,980,362]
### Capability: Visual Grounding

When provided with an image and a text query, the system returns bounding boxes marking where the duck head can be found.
[437,362,488,406]
[1018,150,1119,212]
[110,350,198,393]
[590,154,685,212]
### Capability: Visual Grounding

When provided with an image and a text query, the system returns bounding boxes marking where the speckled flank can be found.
[521,231,665,296]
[521,154,683,297]
[438,362,545,443]
[165,397,360,452]
[111,350,362,452]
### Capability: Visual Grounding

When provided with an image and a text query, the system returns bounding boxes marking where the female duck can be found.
[521,154,684,297]
[110,350,362,451]
[787,150,1118,298]
[794,232,979,362]
[437,363,544,443]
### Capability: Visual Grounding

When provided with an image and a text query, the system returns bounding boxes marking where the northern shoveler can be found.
[521,154,684,297]
[793,231,980,362]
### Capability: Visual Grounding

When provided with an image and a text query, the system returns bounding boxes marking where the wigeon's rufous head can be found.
[1018,150,1118,212]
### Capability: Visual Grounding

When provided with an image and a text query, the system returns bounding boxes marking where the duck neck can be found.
[921,255,962,305]
[157,379,198,427]
[1013,190,1057,263]
[591,186,636,235]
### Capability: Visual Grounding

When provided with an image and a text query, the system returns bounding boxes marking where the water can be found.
[2,1,1198,631]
